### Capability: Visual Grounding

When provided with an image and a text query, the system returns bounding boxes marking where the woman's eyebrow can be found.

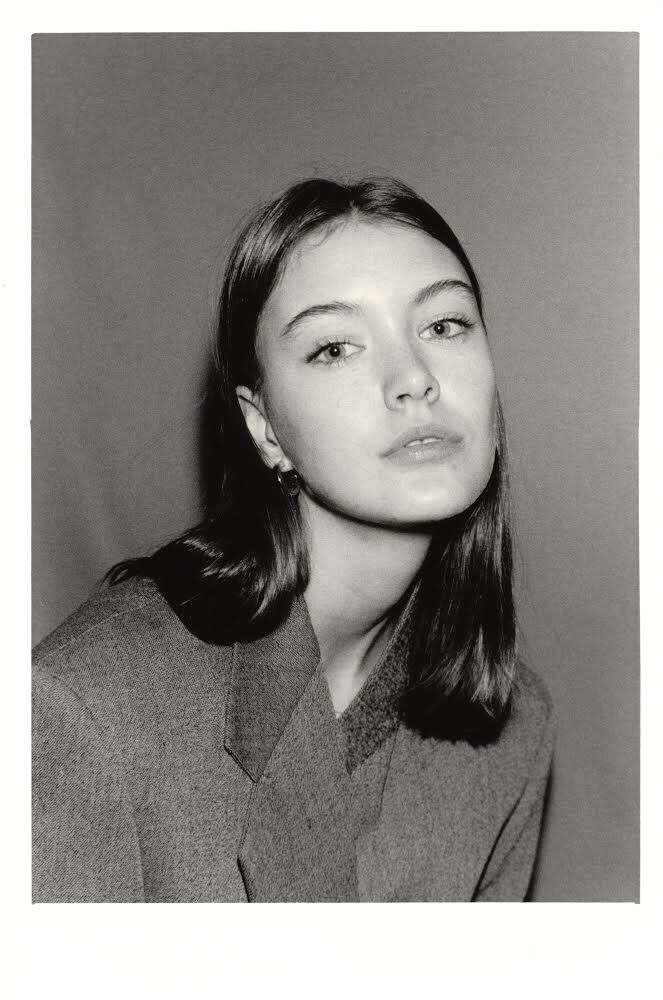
[413,278,475,306]
[280,278,475,338]
[280,301,359,338]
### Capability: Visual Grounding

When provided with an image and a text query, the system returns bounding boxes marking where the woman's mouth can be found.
[386,437,463,465]
[381,424,464,462]
[405,436,441,447]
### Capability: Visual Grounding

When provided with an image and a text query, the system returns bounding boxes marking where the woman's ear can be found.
[235,386,289,470]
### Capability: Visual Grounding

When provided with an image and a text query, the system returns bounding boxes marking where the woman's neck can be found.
[300,497,432,711]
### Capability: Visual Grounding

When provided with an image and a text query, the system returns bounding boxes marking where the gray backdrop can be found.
[32,33,639,902]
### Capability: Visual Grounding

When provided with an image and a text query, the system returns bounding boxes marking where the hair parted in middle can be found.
[108,175,517,744]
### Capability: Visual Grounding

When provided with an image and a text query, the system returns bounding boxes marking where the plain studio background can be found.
[32,33,638,903]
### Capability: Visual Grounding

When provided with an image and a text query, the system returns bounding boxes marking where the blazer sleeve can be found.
[32,666,145,903]
[473,702,556,902]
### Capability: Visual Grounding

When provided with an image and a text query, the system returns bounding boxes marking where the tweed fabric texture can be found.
[32,577,555,902]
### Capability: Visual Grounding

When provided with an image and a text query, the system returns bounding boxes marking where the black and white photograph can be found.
[31,31,639,910]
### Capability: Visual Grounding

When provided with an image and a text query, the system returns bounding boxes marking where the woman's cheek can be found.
[268,386,338,467]
[463,357,498,446]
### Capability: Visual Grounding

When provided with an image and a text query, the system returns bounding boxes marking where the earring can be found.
[275,466,301,497]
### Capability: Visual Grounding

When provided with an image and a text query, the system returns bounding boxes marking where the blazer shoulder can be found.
[33,576,180,673]
[511,659,556,741]
[477,659,556,803]
[32,576,233,706]
[34,576,163,661]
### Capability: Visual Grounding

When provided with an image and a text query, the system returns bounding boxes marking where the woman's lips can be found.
[384,436,464,465]
[381,424,464,464]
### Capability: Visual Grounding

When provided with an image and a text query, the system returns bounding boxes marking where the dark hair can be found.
[109,176,516,743]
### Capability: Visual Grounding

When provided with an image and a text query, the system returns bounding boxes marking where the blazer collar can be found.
[224,587,420,902]
[224,594,321,782]
[224,585,418,783]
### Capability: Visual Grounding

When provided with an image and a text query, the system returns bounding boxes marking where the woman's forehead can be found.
[290,217,463,274]
[263,219,470,324]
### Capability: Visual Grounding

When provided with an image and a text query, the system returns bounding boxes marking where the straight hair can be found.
[108,176,517,744]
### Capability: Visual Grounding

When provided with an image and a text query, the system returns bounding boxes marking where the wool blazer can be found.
[32,576,555,903]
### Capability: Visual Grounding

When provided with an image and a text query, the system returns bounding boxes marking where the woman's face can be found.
[239,218,497,527]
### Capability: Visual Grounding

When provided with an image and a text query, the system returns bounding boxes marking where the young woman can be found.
[32,176,555,903]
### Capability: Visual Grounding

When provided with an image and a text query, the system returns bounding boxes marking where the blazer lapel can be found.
[238,666,360,901]
[224,596,321,782]
[224,592,423,902]
[225,596,361,901]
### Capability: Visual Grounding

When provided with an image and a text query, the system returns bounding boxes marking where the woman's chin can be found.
[382,485,485,525]
[301,481,486,530]
[352,499,479,532]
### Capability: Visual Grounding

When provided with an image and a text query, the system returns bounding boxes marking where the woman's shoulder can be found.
[400,659,555,789]
[475,659,556,796]
[32,576,232,705]
[510,659,556,744]
[34,577,169,666]
[34,576,160,655]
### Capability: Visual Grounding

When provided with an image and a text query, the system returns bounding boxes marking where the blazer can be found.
[32,576,555,903]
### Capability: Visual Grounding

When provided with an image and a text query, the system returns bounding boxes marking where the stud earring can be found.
[275,466,301,497]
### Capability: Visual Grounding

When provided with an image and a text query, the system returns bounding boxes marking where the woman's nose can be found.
[383,348,441,410]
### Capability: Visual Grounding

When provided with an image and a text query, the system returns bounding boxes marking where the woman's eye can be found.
[309,341,360,365]
[424,317,473,340]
